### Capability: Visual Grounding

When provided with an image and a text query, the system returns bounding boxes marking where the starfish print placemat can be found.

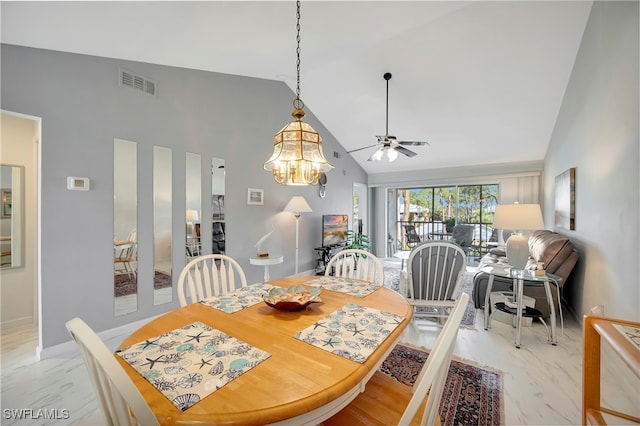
[199,282,276,313]
[116,321,270,411]
[294,303,404,363]
[304,276,381,298]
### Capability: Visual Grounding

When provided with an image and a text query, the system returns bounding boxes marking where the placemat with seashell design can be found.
[116,321,270,411]
[200,282,277,313]
[294,303,404,363]
[303,276,381,297]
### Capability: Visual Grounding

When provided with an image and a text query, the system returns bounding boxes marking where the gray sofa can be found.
[472,230,579,318]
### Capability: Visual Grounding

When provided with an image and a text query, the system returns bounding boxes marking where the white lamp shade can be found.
[186,209,200,222]
[284,196,312,214]
[493,203,544,269]
[493,204,544,231]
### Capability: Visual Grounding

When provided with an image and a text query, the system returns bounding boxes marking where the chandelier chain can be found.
[295,0,301,102]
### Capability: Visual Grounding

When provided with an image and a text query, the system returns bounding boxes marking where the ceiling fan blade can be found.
[397,140,430,146]
[394,145,418,157]
[347,144,378,154]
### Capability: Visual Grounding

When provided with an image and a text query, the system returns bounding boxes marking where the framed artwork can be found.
[1,190,11,218]
[554,167,575,230]
[247,188,264,205]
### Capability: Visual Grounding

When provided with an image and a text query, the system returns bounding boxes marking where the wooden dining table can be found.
[117,275,412,426]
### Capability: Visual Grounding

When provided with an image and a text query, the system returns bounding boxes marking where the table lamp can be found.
[186,209,200,237]
[284,196,312,274]
[492,203,544,269]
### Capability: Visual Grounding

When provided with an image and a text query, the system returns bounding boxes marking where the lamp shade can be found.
[284,196,312,214]
[493,203,544,270]
[186,209,200,222]
[493,204,543,231]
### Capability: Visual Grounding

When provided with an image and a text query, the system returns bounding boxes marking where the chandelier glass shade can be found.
[263,0,333,186]
[264,106,333,185]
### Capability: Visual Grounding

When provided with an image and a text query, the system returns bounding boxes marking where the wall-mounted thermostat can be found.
[67,176,90,191]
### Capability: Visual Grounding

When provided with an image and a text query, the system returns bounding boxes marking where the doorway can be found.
[0,111,40,335]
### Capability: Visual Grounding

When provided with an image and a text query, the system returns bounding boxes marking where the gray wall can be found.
[1,44,367,350]
[543,1,639,321]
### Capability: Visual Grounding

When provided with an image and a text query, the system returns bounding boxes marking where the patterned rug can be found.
[114,271,172,297]
[382,258,477,328]
[380,344,504,425]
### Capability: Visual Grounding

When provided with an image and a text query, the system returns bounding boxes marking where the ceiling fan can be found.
[348,72,429,162]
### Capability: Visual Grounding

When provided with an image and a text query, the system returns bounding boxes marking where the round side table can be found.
[249,255,284,282]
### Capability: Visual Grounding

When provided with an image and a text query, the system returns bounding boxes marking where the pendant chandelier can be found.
[264,0,333,186]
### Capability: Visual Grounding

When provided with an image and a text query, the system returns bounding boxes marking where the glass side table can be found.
[481,264,562,348]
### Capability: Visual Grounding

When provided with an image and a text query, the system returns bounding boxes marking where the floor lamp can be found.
[284,196,312,275]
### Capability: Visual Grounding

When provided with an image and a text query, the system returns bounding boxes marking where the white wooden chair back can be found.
[65,317,159,426]
[325,249,384,285]
[177,254,247,306]
[402,241,466,320]
[400,292,469,425]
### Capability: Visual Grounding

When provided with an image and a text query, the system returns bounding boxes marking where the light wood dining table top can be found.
[117,275,412,426]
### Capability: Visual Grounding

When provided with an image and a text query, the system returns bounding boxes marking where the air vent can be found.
[119,68,156,96]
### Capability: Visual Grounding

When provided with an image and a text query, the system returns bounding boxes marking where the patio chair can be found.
[404,224,423,248]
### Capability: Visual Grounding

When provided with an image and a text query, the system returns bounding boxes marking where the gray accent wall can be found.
[1,44,367,351]
[543,1,639,322]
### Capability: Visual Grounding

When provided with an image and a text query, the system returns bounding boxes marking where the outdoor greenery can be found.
[396,184,499,250]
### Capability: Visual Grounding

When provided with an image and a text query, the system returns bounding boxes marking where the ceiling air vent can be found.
[119,68,156,96]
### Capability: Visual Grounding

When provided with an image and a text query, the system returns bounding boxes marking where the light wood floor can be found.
[1,290,637,425]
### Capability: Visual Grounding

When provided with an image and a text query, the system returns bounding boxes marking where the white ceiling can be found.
[1,1,593,175]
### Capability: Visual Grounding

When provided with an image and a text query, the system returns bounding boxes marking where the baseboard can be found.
[37,314,161,360]
[1,315,34,330]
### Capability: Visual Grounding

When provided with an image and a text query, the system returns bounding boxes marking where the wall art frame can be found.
[247,188,264,205]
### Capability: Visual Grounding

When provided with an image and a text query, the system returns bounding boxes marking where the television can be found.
[322,214,349,247]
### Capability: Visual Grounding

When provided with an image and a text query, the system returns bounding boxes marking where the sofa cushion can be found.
[528,230,574,274]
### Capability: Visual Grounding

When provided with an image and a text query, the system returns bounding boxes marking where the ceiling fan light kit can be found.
[263,0,333,186]
[348,72,429,162]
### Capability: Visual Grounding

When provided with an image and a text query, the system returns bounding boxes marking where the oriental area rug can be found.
[114,271,172,297]
[380,344,504,426]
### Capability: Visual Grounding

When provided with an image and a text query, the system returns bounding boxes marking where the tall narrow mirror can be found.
[153,146,173,305]
[114,139,137,316]
[186,153,201,262]
[212,158,225,255]
[0,165,24,269]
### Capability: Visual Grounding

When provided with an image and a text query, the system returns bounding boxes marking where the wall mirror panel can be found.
[212,157,225,255]
[1,164,24,269]
[113,139,137,316]
[186,153,202,262]
[154,146,173,305]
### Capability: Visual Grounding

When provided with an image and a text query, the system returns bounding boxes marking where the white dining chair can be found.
[177,254,248,306]
[323,292,469,426]
[325,248,384,285]
[401,241,467,323]
[65,317,159,426]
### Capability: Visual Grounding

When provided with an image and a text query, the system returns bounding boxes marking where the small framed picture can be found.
[247,188,264,205]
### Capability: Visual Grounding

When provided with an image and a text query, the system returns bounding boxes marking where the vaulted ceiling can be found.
[1,1,593,174]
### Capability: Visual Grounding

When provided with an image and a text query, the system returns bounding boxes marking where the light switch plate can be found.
[67,176,90,191]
